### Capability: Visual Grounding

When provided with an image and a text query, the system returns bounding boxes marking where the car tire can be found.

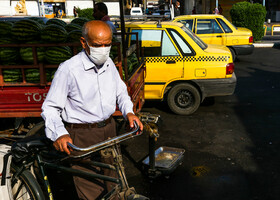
[167,83,201,115]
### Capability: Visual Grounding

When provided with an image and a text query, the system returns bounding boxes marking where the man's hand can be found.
[127,113,143,132]
[53,134,73,155]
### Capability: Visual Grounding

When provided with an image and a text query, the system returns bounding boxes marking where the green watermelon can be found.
[11,19,41,42]
[46,18,67,27]
[41,24,67,43]
[65,23,82,33]
[25,69,40,83]
[67,30,83,52]
[20,45,45,63]
[2,69,22,82]
[45,46,72,64]
[26,17,46,25]
[71,17,90,26]
[67,30,82,42]
[0,38,20,64]
[46,69,57,82]
[0,21,13,37]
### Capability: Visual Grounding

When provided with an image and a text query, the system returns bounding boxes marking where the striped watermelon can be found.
[20,45,45,63]
[45,69,57,82]
[41,24,67,43]
[11,19,41,42]
[25,69,40,83]
[45,46,72,64]
[65,23,82,33]
[46,18,67,27]
[67,30,82,42]
[27,17,46,25]
[0,38,20,65]
[0,21,13,37]
[71,17,90,26]
[2,69,22,82]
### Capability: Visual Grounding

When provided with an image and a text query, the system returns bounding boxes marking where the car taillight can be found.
[226,63,234,75]
[249,36,253,43]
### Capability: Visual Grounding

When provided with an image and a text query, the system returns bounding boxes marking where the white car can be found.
[130,7,143,16]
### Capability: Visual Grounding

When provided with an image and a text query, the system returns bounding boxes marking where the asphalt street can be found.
[1,47,279,200]
[123,47,280,200]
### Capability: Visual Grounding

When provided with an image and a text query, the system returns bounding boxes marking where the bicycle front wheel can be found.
[11,162,45,200]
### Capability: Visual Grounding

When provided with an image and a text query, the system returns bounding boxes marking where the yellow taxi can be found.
[173,14,254,60]
[123,21,236,115]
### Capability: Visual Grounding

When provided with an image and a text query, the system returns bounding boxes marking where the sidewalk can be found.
[253,35,280,48]
[253,27,280,48]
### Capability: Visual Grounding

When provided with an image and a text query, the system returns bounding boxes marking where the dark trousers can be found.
[66,119,117,200]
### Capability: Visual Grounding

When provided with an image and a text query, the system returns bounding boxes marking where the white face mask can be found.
[86,41,111,66]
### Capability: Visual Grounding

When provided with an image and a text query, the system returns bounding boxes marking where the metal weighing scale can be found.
[138,113,185,179]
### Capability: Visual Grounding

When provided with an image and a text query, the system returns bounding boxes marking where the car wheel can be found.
[167,83,201,115]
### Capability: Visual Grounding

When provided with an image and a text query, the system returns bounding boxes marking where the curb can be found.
[253,43,274,48]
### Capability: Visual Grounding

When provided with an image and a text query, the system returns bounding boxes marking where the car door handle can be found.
[166,60,176,64]
[216,35,222,38]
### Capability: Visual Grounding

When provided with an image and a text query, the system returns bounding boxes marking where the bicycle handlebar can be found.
[67,122,140,153]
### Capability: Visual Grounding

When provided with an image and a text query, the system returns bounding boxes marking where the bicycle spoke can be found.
[13,179,32,200]
[13,180,24,199]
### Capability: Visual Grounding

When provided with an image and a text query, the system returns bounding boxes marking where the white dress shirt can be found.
[41,50,134,141]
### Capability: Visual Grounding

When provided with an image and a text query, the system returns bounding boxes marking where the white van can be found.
[130,7,143,16]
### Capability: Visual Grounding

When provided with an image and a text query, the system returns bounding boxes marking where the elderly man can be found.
[41,20,143,199]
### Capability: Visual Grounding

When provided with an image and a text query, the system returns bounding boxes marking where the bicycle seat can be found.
[11,136,52,163]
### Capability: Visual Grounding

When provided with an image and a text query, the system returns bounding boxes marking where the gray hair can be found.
[82,23,89,41]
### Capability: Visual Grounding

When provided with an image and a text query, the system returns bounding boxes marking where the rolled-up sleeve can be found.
[41,65,70,141]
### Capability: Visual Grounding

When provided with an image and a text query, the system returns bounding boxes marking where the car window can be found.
[217,18,232,33]
[180,26,207,50]
[197,19,224,34]
[162,31,179,56]
[178,19,193,31]
[169,30,192,54]
[131,29,178,57]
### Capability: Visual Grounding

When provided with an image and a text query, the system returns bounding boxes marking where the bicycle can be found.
[10,122,149,200]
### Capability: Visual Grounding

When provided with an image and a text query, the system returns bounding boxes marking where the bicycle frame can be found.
[13,122,140,200]
[35,146,125,200]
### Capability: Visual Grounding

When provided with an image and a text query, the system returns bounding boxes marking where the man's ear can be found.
[80,37,87,49]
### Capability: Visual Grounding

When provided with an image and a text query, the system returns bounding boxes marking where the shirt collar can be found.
[81,50,109,73]
[81,49,95,71]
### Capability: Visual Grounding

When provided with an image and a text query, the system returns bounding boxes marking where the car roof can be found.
[125,21,183,28]
[131,7,142,10]
[174,14,224,20]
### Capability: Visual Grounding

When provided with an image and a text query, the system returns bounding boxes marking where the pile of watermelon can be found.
[0,17,90,82]
[0,17,138,82]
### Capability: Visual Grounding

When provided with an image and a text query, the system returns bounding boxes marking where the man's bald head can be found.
[82,20,112,42]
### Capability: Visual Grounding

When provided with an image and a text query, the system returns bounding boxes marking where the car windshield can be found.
[180,26,208,50]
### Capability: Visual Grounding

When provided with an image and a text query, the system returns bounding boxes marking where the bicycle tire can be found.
[11,162,46,200]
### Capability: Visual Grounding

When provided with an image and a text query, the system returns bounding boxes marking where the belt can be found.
[64,116,112,129]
